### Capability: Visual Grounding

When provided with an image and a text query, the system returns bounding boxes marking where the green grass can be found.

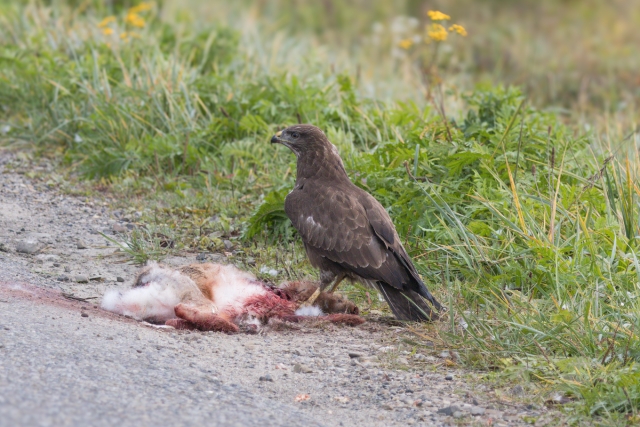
[1,1,640,424]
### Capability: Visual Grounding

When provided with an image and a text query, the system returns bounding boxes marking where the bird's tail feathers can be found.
[396,255,443,312]
[376,282,440,322]
[416,283,443,312]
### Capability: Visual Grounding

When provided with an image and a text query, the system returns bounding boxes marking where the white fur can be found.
[295,306,323,317]
[101,262,270,324]
[101,263,202,322]
[205,264,268,312]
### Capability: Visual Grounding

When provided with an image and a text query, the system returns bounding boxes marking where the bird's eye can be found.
[291,132,300,139]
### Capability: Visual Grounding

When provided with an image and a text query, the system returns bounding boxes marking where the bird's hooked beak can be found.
[271,129,298,156]
[270,130,283,144]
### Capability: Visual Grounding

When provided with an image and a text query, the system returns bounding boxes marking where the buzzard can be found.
[271,125,442,321]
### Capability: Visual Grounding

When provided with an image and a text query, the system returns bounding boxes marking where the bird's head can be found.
[271,124,347,180]
[270,124,332,157]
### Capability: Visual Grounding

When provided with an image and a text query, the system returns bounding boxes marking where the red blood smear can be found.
[241,292,297,321]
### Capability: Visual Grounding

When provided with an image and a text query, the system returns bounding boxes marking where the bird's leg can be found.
[327,273,346,293]
[301,270,335,307]
[302,288,322,307]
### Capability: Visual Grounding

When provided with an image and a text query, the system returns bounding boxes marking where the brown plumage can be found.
[271,125,442,321]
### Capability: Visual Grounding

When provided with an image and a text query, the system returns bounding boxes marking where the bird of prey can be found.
[271,124,442,321]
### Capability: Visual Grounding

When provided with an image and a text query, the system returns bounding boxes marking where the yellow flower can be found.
[427,10,450,21]
[101,27,114,36]
[427,24,448,41]
[129,2,153,13]
[121,31,141,41]
[125,12,146,28]
[398,38,414,50]
[98,16,116,28]
[449,24,467,36]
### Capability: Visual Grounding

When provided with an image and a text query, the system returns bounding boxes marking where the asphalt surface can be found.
[0,280,323,427]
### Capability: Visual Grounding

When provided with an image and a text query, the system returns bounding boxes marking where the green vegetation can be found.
[1,0,639,423]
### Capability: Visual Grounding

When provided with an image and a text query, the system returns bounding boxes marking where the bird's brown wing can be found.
[357,191,425,282]
[284,182,412,288]
[354,190,442,310]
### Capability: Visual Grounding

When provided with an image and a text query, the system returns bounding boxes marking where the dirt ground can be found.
[0,152,563,427]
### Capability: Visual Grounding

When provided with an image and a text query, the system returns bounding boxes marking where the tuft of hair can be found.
[101,289,125,313]
[101,262,203,323]
[325,314,366,326]
[281,280,359,315]
[295,306,324,317]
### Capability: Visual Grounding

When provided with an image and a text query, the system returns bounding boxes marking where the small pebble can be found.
[81,312,89,318]
[246,257,256,266]
[348,352,363,359]
[116,277,125,282]
[196,253,208,261]
[64,266,71,273]
[76,241,88,249]
[112,223,127,233]
[53,263,60,267]
[292,364,313,374]
[75,275,89,283]
[258,374,273,382]
[223,239,233,250]
[16,240,39,254]
[470,406,485,416]
[445,374,453,381]
[437,405,459,416]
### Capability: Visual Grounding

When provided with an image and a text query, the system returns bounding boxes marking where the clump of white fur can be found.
[202,263,268,311]
[101,262,203,322]
[295,306,323,316]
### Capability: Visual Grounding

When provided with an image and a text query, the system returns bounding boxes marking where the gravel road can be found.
[0,152,561,427]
